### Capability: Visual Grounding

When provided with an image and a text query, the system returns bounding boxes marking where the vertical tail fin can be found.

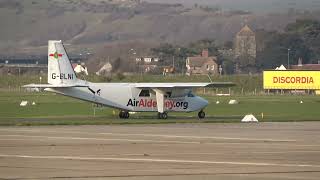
[48,40,78,85]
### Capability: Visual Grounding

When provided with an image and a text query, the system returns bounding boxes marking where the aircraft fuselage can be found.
[45,82,209,112]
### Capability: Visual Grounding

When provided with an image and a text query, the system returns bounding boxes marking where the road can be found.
[0,122,320,179]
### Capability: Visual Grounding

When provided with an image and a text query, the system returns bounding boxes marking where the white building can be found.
[73,63,88,75]
[135,57,159,63]
[96,62,113,75]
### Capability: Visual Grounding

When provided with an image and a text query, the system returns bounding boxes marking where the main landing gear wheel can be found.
[158,112,168,119]
[119,111,129,119]
[198,111,205,119]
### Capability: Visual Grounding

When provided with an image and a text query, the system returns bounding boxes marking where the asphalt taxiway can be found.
[0,122,320,179]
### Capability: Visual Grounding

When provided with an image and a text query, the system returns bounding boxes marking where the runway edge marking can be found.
[0,154,319,168]
[0,129,296,142]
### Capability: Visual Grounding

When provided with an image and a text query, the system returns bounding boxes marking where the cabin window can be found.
[139,89,150,97]
[165,92,172,98]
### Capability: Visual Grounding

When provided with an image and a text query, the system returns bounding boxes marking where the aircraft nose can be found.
[197,97,208,109]
[202,98,209,107]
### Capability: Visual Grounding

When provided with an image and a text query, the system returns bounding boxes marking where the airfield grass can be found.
[0,90,320,126]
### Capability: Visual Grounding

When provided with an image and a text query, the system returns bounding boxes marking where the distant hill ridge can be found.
[0,0,319,55]
[145,0,320,13]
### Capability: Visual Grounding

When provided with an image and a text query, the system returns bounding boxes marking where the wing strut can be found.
[154,89,165,113]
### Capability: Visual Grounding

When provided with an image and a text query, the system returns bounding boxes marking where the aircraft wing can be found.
[134,82,235,89]
[134,82,235,113]
[23,84,89,88]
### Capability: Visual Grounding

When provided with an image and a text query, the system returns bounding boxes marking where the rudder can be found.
[48,40,77,85]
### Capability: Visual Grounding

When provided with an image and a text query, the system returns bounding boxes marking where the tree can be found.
[285,19,320,34]
[194,3,198,8]
[285,19,320,62]
[256,33,312,69]
[112,57,122,72]
[188,39,219,56]
[222,60,235,74]
[223,41,233,49]
[255,20,317,70]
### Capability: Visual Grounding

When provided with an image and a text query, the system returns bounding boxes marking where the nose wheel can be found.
[119,111,129,119]
[198,110,205,119]
[158,112,168,119]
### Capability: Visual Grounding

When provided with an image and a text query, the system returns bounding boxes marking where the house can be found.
[135,57,159,63]
[290,58,320,70]
[135,56,161,73]
[186,49,218,75]
[96,62,113,75]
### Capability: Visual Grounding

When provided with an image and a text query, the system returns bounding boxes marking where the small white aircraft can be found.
[24,40,234,119]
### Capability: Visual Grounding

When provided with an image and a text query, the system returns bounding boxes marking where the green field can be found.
[0,74,263,94]
[1,90,319,126]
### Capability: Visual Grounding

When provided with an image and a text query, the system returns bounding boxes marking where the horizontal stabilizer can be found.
[23,84,89,88]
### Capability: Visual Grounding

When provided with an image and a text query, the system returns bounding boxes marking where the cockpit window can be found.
[165,92,172,98]
[187,92,195,97]
[139,89,150,97]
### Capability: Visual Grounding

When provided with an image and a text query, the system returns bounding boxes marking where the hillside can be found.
[1,0,320,56]
[146,0,320,13]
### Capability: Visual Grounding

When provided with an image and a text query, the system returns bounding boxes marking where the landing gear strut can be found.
[158,112,168,119]
[198,110,205,119]
[119,111,129,119]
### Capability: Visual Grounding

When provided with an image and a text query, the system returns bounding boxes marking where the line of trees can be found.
[150,19,320,74]
[151,39,222,73]
[256,19,320,69]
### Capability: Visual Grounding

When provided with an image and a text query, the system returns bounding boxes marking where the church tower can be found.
[234,25,256,59]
